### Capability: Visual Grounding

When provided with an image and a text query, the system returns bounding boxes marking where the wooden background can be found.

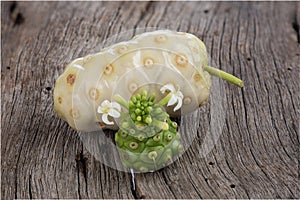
[1,1,299,199]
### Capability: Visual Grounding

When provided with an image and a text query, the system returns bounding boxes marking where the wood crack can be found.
[130,173,145,199]
[76,147,89,198]
[28,174,33,199]
[190,181,203,198]
[54,175,60,199]
[8,47,24,125]
[77,163,82,199]
[138,1,152,25]
[157,1,170,28]
[102,5,121,46]
[130,172,138,199]
[133,1,153,36]
[161,172,176,198]
[292,10,300,44]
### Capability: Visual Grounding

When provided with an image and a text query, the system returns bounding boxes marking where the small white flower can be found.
[160,84,184,112]
[97,100,121,125]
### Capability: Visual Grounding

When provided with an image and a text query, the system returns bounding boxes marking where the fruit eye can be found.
[66,74,76,85]
[104,64,113,76]
[143,58,154,67]
[129,142,138,150]
[174,54,188,67]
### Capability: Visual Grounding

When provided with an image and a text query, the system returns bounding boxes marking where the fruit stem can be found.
[157,93,172,106]
[204,66,244,87]
[114,95,129,110]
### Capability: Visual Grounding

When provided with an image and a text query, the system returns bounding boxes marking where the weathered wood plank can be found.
[1,1,299,199]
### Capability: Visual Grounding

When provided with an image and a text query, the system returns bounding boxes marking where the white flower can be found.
[97,100,121,125]
[160,84,184,112]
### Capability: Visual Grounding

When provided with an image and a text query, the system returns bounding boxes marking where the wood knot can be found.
[9,2,25,26]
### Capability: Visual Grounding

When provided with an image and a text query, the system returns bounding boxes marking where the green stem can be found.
[157,93,172,106]
[204,66,244,87]
[114,95,129,110]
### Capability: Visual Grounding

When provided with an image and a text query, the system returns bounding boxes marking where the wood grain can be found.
[1,1,299,199]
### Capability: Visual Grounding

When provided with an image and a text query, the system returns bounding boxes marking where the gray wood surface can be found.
[1,1,299,199]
